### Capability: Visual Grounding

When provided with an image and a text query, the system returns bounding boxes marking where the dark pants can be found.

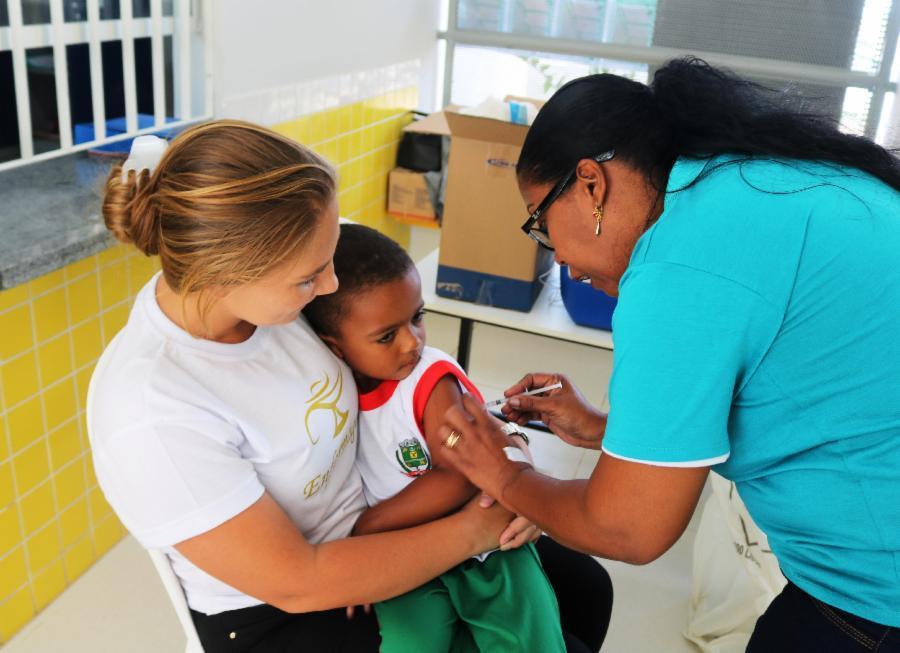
[191,603,381,652]
[536,536,612,653]
[748,580,900,653]
[190,536,613,653]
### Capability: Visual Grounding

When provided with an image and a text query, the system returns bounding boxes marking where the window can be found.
[448,44,646,107]
[0,0,211,168]
[439,0,899,142]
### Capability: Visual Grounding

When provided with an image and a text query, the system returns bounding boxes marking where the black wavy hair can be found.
[517,57,900,196]
[303,223,414,336]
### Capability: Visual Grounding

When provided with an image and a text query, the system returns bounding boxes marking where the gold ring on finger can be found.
[444,430,462,449]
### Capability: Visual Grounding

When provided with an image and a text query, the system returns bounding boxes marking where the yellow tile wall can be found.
[0,246,160,642]
[0,84,417,644]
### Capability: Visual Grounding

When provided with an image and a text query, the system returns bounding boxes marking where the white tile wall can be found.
[219,60,422,126]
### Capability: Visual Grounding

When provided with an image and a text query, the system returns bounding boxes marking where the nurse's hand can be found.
[501,373,606,450]
[439,395,533,507]
[478,439,541,549]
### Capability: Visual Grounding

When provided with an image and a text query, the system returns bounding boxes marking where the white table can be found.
[417,248,614,372]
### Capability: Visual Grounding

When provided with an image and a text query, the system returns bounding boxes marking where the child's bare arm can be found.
[353,375,480,536]
[352,468,477,535]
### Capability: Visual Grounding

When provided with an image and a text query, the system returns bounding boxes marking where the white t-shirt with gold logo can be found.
[88,273,366,615]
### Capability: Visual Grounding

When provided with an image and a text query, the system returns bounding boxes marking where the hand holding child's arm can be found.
[352,375,479,536]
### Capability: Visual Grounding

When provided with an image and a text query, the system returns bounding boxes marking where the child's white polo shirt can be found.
[356,346,483,506]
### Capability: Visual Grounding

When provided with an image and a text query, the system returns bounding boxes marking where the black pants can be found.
[748,580,899,653]
[190,536,613,653]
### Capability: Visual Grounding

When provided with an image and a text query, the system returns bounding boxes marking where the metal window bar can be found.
[150,0,166,127]
[442,0,459,106]
[0,0,212,170]
[120,0,138,134]
[86,0,107,142]
[175,0,192,120]
[202,0,213,116]
[49,0,73,150]
[439,0,899,137]
[6,0,33,159]
[866,0,900,139]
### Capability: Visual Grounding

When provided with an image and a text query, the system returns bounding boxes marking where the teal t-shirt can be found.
[604,155,900,627]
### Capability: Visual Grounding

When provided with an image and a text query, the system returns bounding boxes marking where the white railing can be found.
[0,0,213,171]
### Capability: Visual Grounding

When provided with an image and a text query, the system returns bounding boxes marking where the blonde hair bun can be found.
[100,119,337,300]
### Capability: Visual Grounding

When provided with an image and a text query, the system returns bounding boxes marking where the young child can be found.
[303,224,566,653]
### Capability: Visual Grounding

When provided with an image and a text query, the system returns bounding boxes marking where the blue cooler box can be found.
[559,265,617,330]
[75,115,180,153]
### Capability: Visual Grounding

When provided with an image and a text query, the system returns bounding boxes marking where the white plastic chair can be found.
[148,548,205,653]
[87,383,205,652]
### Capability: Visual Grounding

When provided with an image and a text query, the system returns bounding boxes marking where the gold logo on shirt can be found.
[305,369,349,445]
[303,422,357,500]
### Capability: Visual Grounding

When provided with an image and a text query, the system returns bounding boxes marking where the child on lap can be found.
[304,224,565,653]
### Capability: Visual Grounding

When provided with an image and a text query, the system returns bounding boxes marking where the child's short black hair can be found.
[303,223,415,336]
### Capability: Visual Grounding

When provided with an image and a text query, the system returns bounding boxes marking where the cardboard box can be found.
[404,109,450,138]
[387,111,452,228]
[436,105,552,312]
[388,167,438,224]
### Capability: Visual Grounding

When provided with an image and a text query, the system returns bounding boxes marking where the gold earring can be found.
[592,205,604,236]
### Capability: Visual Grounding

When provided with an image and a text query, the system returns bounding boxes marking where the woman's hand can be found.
[439,395,531,505]
[501,373,606,450]
[458,490,523,554]
[440,398,542,547]
[478,494,542,550]
[499,515,542,550]
[492,427,543,548]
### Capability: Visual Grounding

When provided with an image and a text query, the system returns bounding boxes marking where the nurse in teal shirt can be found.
[438,57,900,652]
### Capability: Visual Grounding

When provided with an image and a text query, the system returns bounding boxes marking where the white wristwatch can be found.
[501,422,530,463]
[500,421,530,444]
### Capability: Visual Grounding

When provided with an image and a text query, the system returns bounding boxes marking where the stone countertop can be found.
[0,151,119,290]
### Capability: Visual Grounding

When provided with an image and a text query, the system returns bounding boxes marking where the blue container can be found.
[74,115,180,153]
[559,265,617,330]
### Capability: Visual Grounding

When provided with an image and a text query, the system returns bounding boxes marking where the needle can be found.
[485,382,563,408]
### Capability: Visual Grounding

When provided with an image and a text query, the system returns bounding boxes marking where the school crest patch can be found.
[395,438,431,477]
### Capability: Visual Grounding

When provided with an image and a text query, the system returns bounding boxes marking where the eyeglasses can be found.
[520,150,616,251]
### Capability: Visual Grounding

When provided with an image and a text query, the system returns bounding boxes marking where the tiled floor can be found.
[3,239,704,653]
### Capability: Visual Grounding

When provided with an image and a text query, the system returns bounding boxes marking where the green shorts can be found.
[375,543,565,653]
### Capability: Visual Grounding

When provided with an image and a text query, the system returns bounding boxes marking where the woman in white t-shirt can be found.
[88,121,612,652]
